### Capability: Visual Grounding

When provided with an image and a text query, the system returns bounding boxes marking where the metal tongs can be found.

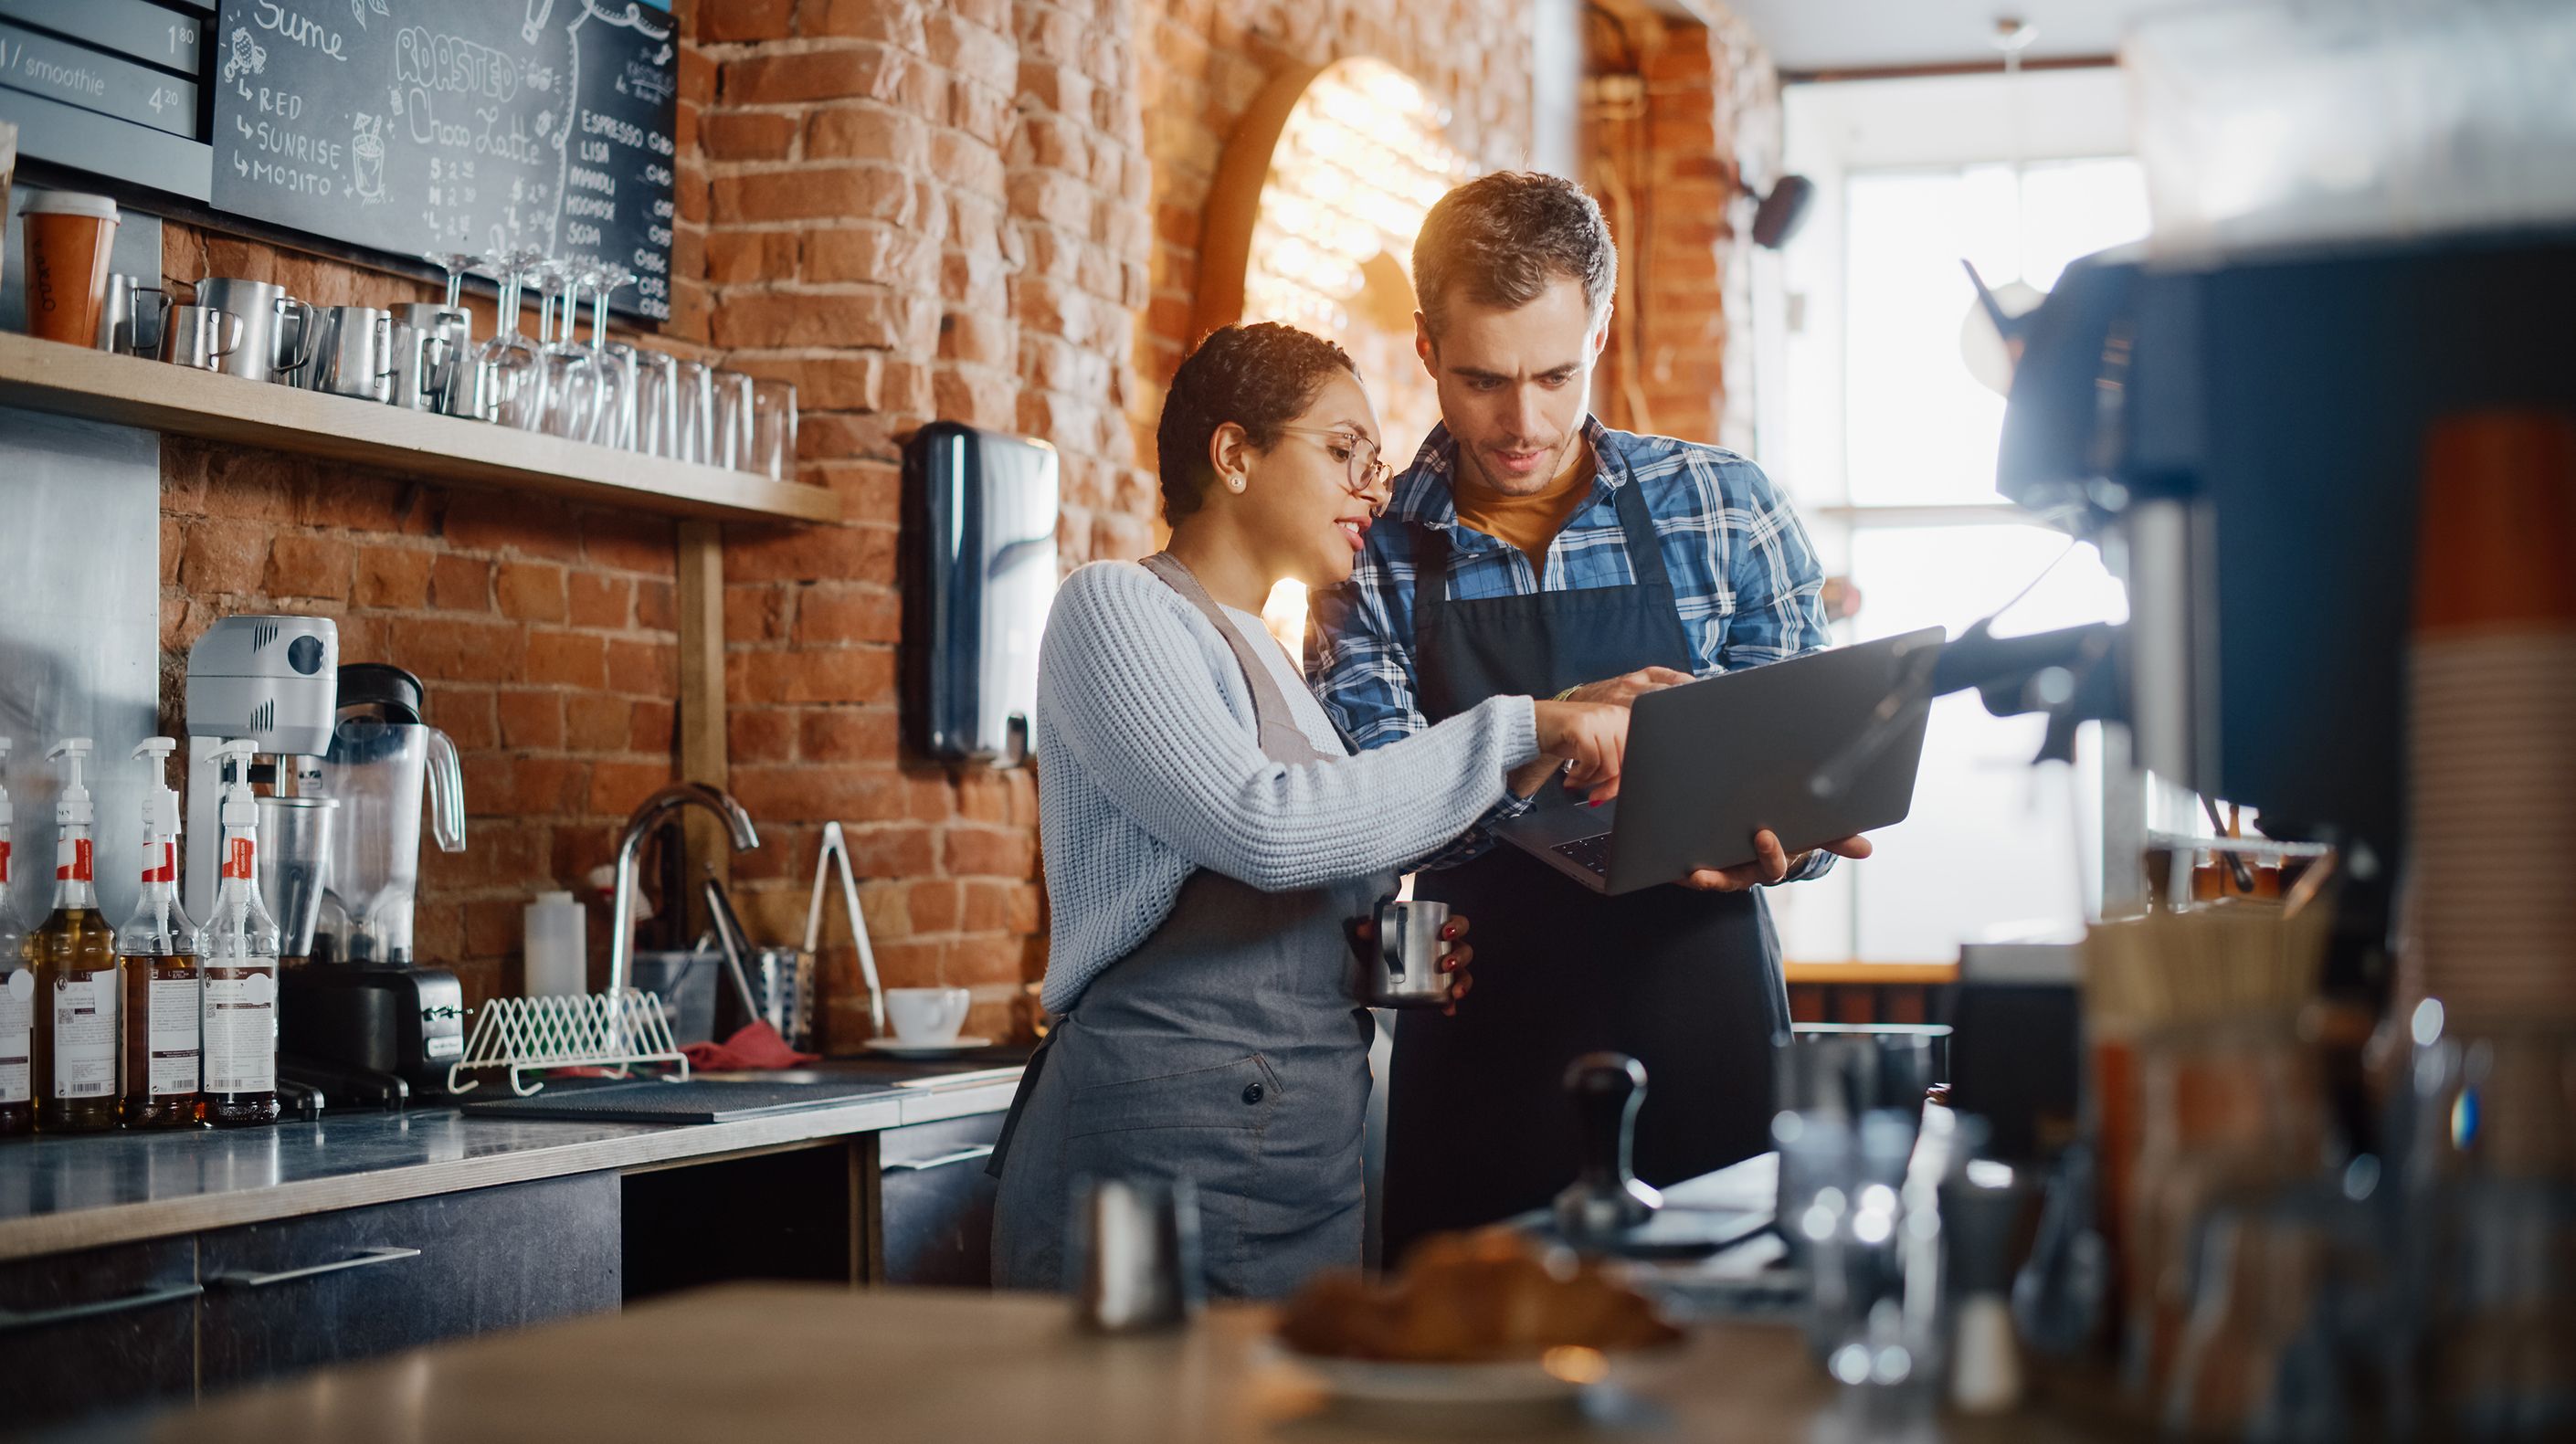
[804,821,887,1038]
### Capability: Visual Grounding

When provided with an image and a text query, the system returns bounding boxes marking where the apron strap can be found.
[1138,553,1341,763]
[1605,455,1676,593]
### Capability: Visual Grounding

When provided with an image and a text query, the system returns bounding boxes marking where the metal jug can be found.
[394,302,472,413]
[194,276,314,384]
[96,273,169,356]
[303,305,397,401]
[1352,895,1455,1008]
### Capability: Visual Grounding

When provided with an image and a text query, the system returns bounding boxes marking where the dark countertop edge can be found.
[0,1075,1022,1264]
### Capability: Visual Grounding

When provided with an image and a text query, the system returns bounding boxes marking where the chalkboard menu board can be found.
[207,0,677,319]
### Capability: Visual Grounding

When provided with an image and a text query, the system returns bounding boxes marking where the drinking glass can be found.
[672,357,715,465]
[711,369,755,472]
[750,377,797,481]
[471,248,546,431]
[580,264,639,449]
[629,350,680,458]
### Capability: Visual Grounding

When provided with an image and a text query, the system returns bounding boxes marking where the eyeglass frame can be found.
[1271,424,1395,514]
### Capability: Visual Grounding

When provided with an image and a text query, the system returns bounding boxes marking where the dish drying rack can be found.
[446,820,886,1096]
[447,989,691,1098]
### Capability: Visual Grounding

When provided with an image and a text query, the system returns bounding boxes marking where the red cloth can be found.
[682,1020,819,1071]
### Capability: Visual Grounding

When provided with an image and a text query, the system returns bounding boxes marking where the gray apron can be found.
[989,553,1388,1302]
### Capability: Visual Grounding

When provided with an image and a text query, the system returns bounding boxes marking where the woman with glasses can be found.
[988,322,1630,1300]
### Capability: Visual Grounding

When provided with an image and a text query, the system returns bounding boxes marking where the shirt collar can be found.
[1386,415,1626,532]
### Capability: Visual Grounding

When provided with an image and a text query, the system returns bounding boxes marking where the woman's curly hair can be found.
[1155,322,1357,525]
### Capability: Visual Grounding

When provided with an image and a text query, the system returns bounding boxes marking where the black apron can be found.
[1380,465,1791,1263]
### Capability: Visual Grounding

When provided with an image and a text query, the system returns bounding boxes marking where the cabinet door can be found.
[0,1238,200,1430]
[198,1172,619,1391]
[876,1112,1003,1289]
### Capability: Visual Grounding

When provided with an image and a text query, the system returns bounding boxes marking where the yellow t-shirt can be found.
[1452,445,1596,584]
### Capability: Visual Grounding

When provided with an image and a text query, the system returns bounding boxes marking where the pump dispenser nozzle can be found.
[212,738,259,833]
[132,738,182,841]
[47,738,94,827]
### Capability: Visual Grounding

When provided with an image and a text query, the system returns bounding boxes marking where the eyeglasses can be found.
[1275,425,1393,514]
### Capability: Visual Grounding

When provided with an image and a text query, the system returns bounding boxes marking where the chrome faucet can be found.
[607,783,760,996]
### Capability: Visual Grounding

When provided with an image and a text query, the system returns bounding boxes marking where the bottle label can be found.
[0,967,31,1104]
[56,836,92,884]
[147,975,200,1097]
[141,841,175,886]
[1,838,11,885]
[50,970,118,1098]
[203,967,275,1094]
[222,837,254,882]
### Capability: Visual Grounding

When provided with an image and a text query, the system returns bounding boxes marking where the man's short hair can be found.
[1411,172,1617,339]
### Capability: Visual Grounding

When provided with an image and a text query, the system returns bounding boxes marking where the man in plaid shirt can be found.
[1305,172,1874,1260]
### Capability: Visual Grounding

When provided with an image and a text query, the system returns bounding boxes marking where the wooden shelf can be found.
[0,333,840,524]
[1782,962,1959,986]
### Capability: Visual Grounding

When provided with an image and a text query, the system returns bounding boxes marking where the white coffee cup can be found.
[885,986,971,1045]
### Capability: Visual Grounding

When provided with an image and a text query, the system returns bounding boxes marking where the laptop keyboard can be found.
[1551,833,1614,876]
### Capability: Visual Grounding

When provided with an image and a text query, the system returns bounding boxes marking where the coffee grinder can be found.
[279,664,469,1107]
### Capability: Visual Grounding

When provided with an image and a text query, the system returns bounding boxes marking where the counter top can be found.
[79,1283,2112,1444]
[0,1061,1024,1263]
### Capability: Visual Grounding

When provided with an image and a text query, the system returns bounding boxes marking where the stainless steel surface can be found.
[1073,1177,1200,1333]
[385,317,455,412]
[1353,896,1453,1008]
[607,783,760,996]
[95,273,168,355]
[0,408,161,931]
[193,277,312,385]
[205,1246,419,1289]
[393,302,472,415]
[253,795,338,959]
[301,305,396,401]
[160,304,243,370]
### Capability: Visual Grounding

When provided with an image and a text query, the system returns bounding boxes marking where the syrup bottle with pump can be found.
[0,737,33,1137]
[199,740,280,1127]
[32,738,120,1133]
[120,739,203,1129]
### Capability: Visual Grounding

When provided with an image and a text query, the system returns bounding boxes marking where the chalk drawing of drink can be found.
[353,116,385,204]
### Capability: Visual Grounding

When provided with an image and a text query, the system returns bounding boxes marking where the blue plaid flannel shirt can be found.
[1305,416,1838,878]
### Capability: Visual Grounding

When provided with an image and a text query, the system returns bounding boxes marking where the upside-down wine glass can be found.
[529,258,598,440]
[580,264,639,450]
[471,248,546,430]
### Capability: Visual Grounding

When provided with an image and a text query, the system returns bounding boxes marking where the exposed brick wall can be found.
[688,0,1148,1045]
[158,225,687,1007]
[1585,5,1780,452]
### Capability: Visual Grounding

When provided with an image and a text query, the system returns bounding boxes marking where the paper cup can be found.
[23,190,119,346]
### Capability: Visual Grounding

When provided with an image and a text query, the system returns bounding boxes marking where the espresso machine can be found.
[279,664,469,1107]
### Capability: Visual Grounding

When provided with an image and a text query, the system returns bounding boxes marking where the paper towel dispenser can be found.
[901,422,1061,766]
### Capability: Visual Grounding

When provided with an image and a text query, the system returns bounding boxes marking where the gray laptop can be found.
[1495,628,1943,895]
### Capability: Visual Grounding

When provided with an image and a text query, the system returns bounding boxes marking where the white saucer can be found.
[862,1036,995,1058]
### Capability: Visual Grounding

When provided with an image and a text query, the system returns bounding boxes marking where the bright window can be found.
[1769,72,2150,964]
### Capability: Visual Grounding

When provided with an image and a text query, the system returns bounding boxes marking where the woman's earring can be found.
[1227,473,1246,492]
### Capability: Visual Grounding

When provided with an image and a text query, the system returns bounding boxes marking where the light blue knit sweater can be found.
[1035,560,1541,1012]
